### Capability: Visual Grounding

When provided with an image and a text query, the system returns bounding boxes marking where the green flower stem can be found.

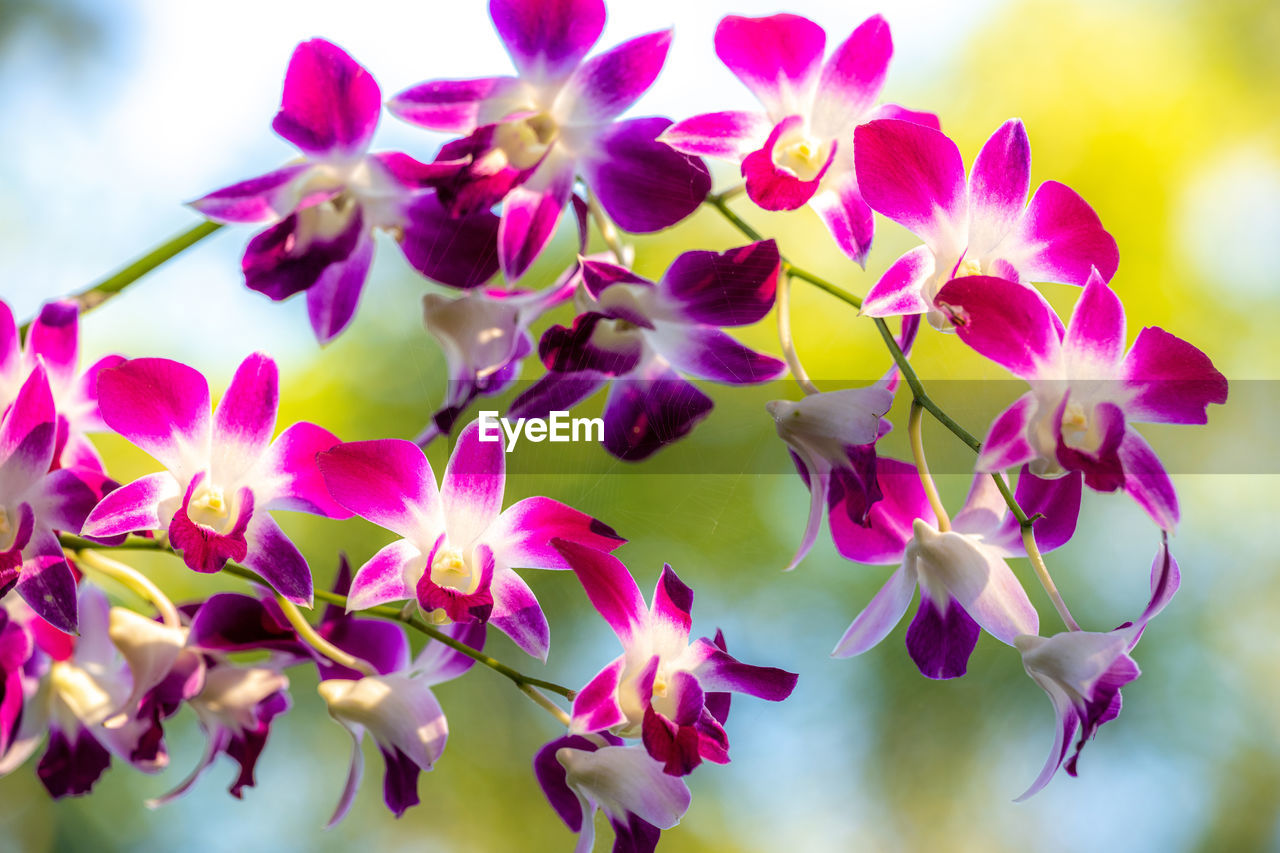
[1021,526,1082,632]
[20,220,222,336]
[908,401,950,532]
[273,592,379,677]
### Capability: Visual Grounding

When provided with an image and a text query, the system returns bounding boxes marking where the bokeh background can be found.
[1,0,1278,849]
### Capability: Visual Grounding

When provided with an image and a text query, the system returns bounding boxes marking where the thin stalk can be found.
[908,401,950,531]
[519,684,572,726]
[1022,527,1081,631]
[778,272,820,395]
[74,549,181,629]
[274,593,378,677]
[585,190,628,264]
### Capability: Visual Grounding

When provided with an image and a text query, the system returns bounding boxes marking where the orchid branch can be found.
[908,401,950,531]
[778,272,820,395]
[1021,527,1082,631]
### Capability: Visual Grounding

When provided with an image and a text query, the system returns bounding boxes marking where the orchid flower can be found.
[832,461,1081,679]
[1016,541,1179,800]
[535,733,691,853]
[557,541,797,775]
[0,300,122,471]
[191,39,500,342]
[389,0,711,281]
[854,118,1120,329]
[0,365,116,632]
[935,270,1228,530]
[511,241,785,460]
[317,420,625,660]
[662,13,938,265]
[767,384,894,569]
[82,353,351,605]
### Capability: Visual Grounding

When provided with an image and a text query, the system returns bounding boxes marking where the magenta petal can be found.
[559,30,671,125]
[440,421,506,547]
[967,119,1031,255]
[388,76,522,133]
[829,457,932,565]
[489,569,550,660]
[660,111,770,161]
[861,245,935,318]
[489,0,605,84]
[348,539,422,611]
[27,301,80,390]
[1063,270,1126,368]
[488,496,624,569]
[189,164,316,224]
[976,394,1039,473]
[306,224,374,343]
[272,39,381,160]
[0,366,57,493]
[211,353,278,482]
[832,565,915,658]
[318,439,442,541]
[689,638,797,700]
[1000,180,1119,286]
[256,422,349,518]
[650,326,785,385]
[243,204,365,306]
[499,155,574,281]
[936,276,1062,379]
[869,103,941,130]
[601,366,713,461]
[540,313,646,376]
[1117,430,1179,531]
[905,594,980,679]
[1003,467,1082,554]
[714,14,825,117]
[808,172,875,266]
[553,539,646,645]
[571,658,627,733]
[651,566,693,637]
[16,534,78,633]
[579,117,711,233]
[0,303,17,378]
[1121,327,1228,425]
[98,358,211,478]
[659,240,779,326]
[81,472,180,539]
[855,119,967,252]
[399,193,500,289]
[741,116,830,211]
[242,512,313,605]
[810,14,892,137]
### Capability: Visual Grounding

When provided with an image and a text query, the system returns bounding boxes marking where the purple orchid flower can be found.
[767,384,894,569]
[854,118,1120,329]
[0,585,167,798]
[389,0,711,281]
[0,300,123,471]
[511,241,785,460]
[82,353,352,605]
[832,461,1082,679]
[535,733,691,852]
[935,270,1228,530]
[191,39,500,342]
[556,541,797,776]
[416,269,579,445]
[0,365,116,632]
[662,13,938,265]
[1016,541,1179,800]
[317,420,625,660]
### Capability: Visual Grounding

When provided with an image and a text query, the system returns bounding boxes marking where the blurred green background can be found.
[1,0,1277,850]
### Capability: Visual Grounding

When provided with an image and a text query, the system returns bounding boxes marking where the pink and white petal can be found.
[306,224,374,343]
[27,465,115,536]
[659,239,779,327]
[651,565,693,641]
[552,539,646,645]
[81,472,181,538]
[26,301,79,391]
[570,658,627,734]
[741,115,831,211]
[868,103,941,130]
[854,119,968,253]
[487,496,624,569]
[1014,680,1078,802]
[211,353,279,485]
[714,14,825,118]
[967,119,1031,256]
[860,246,935,318]
[648,325,785,385]
[388,76,523,133]
[188,163,316,223]
[97,358,212,479]
[324,723,366,829]
[440,420,506,548]
[0,366,56,495]
[242,512,313,606]
[808,171,875,266]
[658,111,770,161]
[831,565,916,658]
[499,153,575,282]
[810,14,892,139]
[1063,270,1126,369]
[975,394,1040,473]
[348,539,423,611]
[687,637,797,700]
[557,30,671,125]
[255,422,349,518]
[1117,429,1179,531]
[999,180,1119,286]
[1121,327,1228,425]
[489,0,606,85]
[317,439,443,541]
[489,568,550,661]
[830,457,933,565]
[578,117,711,234]
[784,451,829,571]
[936,276,1062,379]
[16,532,79,633]
[272,39,381,160]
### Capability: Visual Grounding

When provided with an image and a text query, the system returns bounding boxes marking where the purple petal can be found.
[578,117,711,233]
[649,325,785,384]
[831,565,915,658]
[659,240,779,326]
[829,457,930,565]
[935,276,1062,379]
[553,539,645,645]
[81,472,180,539]
[988,467,1082,554]
[535,734,605,830]
[659,110,770,161]
[1118,430,1178,531]
[540,313,646,376]
[27,466,114,539]
[741,115,831,211]
[508,371,607,422]
[318,440,442,541]
[808,171,875,266]
[488,496,624,569]
[559,30,671,124]
[489,568,550,660]
[1063,270,1126,368]
[1000,180,1119,286]
[242,205,365,304]
[242,512,313,605]
[688,637,797,700]
[440,420,505,546]
[348,539,422,611]
[860,245,935,318]
[1121,327,1228,425]
[0,366,57,493]
[321,615,411,680]
[27,301,80,390]
[601,366,713,461]
[399,193,501,289]
[97,358,211,478]
[904,594,980,679]
[272,39,381,160]
[489,0,605,84]
[38,726,111,798]
[255,422,349,518]
[189,164,316,224]
[976,394,1039,473]
[306,224,374,343]
[714,14,825,117]
[967,119,1031,255]
[810,14,892,137]
[388,76,522,133]
[211,353,278,484]
[855,119,968,252]
[188,593,299,654]
[499,154,574,281]
[16,533,79,633]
